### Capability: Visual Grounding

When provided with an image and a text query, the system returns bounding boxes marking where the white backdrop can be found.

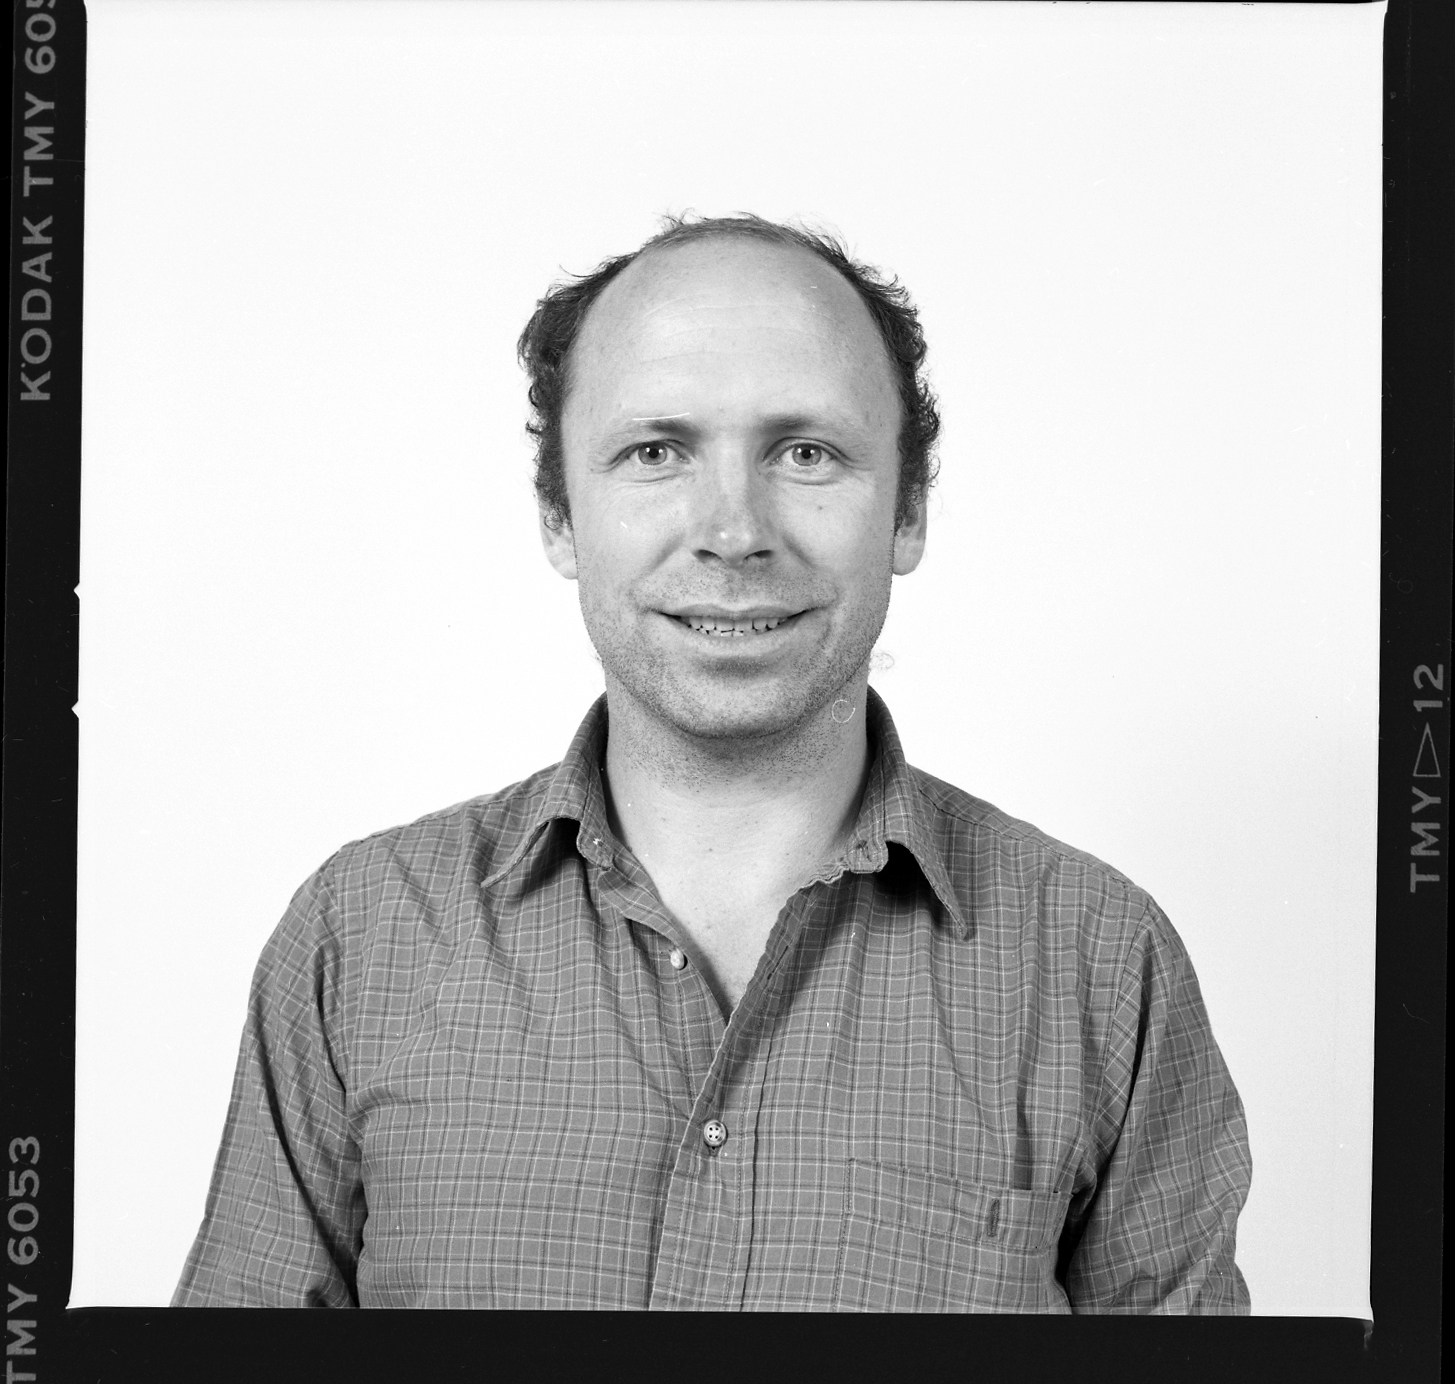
[73,0,1384,1314]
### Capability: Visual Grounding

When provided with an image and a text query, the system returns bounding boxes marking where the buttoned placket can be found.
[646,885,821,1312]
[591,842,839,1312]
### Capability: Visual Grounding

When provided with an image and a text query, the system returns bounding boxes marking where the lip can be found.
[657,608,811,644]
[661,605,805,621]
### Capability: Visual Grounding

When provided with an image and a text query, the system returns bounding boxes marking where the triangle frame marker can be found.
[1412,723,1442,779]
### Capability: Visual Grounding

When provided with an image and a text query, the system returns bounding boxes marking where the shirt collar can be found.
[483,689,968,938]
[850,687,969,938]
[480,696,616,890]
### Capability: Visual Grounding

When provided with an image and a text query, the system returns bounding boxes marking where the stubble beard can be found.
[577,566,893,768]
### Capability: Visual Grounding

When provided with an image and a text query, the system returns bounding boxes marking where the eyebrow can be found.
[606,412,845,445]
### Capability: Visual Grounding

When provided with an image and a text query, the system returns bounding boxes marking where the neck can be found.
[600,679,873,887]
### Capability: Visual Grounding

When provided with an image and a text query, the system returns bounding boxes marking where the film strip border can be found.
[1371,0,1453,1376]
[0,0,1442,1377]
[4,0,85,1374]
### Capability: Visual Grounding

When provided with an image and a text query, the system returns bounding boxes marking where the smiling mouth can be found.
[671,612,801,637]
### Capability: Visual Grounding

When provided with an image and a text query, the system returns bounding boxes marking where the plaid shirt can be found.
[174,691,1251,1312]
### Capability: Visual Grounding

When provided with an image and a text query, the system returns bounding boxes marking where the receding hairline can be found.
[597,231,868,310]
[564,232,898,393]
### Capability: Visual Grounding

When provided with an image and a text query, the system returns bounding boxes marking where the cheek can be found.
[785,492,895,576]
[571,503,677,599]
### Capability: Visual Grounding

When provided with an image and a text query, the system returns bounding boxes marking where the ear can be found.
[891,498,927,576]
[539,510,578,580]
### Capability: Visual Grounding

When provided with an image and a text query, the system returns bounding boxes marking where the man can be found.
[175,214,1251,1312]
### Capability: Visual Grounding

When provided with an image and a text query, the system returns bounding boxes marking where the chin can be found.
[593,618,877,743]
[670,703,800,743]
[648,674,839,743]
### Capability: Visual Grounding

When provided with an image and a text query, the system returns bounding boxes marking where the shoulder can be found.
[909,764,1147,898]
[244,766,569,1072]
[908,765,1165,962]
[323,763,560,900]
[263,762,564,966]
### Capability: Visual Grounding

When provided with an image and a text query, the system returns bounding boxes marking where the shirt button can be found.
[668,947,687,970]
[702,1119,727,1149]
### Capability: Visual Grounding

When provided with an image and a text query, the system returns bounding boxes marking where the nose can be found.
[689,455,777,568]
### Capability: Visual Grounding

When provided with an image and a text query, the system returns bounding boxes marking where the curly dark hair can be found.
[517,213,940,533]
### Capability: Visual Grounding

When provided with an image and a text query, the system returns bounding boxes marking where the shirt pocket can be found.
[832,1160,1073,1313]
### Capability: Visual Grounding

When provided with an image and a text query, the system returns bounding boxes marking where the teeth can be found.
[682,614,787,635]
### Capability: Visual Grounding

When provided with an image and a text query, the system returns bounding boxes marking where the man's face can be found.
[543,237,926,742]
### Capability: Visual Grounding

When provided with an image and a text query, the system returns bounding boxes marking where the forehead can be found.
[567,237,895,407]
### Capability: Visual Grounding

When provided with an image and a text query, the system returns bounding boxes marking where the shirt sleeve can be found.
[1060,901,1253,1314]
[172,862,365,1307]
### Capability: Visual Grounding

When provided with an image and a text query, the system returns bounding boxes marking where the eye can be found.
[628,442,679,467]
[780,442,832,469]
